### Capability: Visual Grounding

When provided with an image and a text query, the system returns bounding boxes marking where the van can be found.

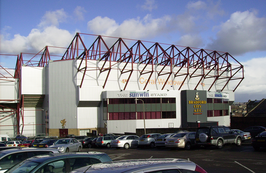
[0,134,11,142]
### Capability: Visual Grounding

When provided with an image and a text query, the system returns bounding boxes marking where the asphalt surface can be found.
[82,143,266,173]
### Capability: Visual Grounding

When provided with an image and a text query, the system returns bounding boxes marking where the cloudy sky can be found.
[1,0,266,102]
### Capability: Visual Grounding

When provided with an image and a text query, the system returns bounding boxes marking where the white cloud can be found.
[74,6,86,21]
[0,34,28,53]
[234,57,266,102]
[176,34,204,47]
[207,10,266,55]
[141,0,157,12]
[38,9,68,28]
[187,1,206,10]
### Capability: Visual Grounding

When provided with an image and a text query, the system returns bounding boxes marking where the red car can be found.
[18,140,35,147]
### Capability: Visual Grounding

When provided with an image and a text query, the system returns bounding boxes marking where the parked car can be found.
[231,129,251,142]
[81,137,95,148]
[32,139,44,147]
[96,136,116,148]
[243,126,266,138]
[36,139,58,148]
[138,133,161,148]
[0,148,59,173]
[18,140,35,147]
[6,151,112,173]
[49,138,82,153]
[71,158,207,173]
[252,131,266,151]
[195,126,242,149]
[110,135,139,149]
[165,132,196,150]
[15,134,27,141]
[75,136,88,142]
[5,141,21,147]
[155,133,175,148]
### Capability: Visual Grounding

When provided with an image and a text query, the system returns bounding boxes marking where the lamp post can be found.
[135,98,146,134]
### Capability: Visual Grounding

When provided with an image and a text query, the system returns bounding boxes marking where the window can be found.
[207,98,212,103]
[207,110,213,117]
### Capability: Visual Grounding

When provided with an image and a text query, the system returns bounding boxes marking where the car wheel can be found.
[124,143,130,149]
[106,143,111,148]
[65,148,69,152]
[150,142,155,148]
[199,133,208,142]
[78,146,81,152]
[185,142,191,150]
[236,137,242,146]
[217,139,223,149]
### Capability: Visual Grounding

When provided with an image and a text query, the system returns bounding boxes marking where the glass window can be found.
[207,98,212,103]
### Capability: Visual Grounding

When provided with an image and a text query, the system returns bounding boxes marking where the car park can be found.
[155,133,175,148]
[165,132,196,150]
[252,131,266,151]
[96,136,116,148]
[6,151,112,173]
[5,141,21,147]
[81,137,95,148]
[32,139,44,147]
[110,135,139,149]
[243,126,266,138]
[36,139,58,148]
[71,158,207,173]
[0,148,59,173]
[195,126,242,149]
[231,129,251,142]
[138,133,161,148]
[49,138,82,153]
[75,136,88,142]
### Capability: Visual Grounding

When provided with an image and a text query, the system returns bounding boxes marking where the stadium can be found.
[0,33,244,137]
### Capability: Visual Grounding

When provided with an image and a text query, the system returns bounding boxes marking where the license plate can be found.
[257,140,265,142]
[248,137,251,139]
[20,145,25,147]
[39,145,43,147]
[157,139,162,141]
[7,144,13,147]
[169,140,174,143]
[140,139,144,141]
[196,138,199,141]
[33,145,37,147]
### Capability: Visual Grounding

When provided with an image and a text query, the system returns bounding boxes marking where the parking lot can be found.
[82,144,266,173]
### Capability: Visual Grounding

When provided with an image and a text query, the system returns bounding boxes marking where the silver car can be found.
[49,138,82,153]
[110,135,139,149]
[71,158,207,173]
[0,148,59,173]
[155,133,175,148]
[231,129,251,142]
[138,133,161,148]
[165,132,196,150]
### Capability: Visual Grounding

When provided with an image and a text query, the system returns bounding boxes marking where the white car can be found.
[110,135,139,149]
[5,141,21,147]
[71,158,207,173]
[49,138,82,153]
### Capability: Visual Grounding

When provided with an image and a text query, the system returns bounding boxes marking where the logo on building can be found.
[60,119,66,128]
[195,92,200,100]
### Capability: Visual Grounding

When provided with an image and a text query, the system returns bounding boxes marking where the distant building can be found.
[245,99,266,117]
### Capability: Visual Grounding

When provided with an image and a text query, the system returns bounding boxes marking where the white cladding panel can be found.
[21,108,44,137]
[136,119,180,129]
[48,60,77,129]
[79,86,102,101]
[21,66,45,94]
[107,120,137,134]
[77,107,98,128]
[0,79,19,103]
[207,115,231,126]
[0,110,16,137]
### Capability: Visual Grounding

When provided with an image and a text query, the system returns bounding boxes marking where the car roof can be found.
[25,151,110,162]
[0,147,59,155]
[72,158,197,173]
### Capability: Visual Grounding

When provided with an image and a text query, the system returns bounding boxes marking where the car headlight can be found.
[58,146,65,152]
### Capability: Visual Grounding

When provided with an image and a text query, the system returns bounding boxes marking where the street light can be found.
[135,98,146,134]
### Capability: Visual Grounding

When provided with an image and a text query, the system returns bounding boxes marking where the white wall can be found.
[21,67,45,94]
[77,107,98,128]
[107,120,137,134]
[207,115,231,126]
[0,79,19,103]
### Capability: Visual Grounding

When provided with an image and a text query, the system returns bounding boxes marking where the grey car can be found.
[155,133,175,148]
[71,158,207,173]
[231,129,251,142]
[138,133,161,148]
[6,152,112,173]
[110,135,139,149]
[165,132,196,150]
[49,138,82,153]
[0,148,59,173]
[96,136,116,148]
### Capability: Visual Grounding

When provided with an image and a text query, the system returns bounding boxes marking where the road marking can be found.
[234,161,255,173]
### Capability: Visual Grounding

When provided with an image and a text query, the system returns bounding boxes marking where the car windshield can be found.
[117,136,127,140]
[173,133,187,138]
[6,141,14,144]
[5,160,40,173]
[197,128,210,134]
[39,140,51,144]
[55,139,70,144]
[22,141,32,144]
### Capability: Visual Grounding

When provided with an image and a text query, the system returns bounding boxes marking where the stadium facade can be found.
[0,33,244,137]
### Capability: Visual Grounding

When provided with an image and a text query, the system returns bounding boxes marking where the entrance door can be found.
[59,129,68,138]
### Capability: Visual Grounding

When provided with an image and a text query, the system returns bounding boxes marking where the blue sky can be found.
[1,0,266,102]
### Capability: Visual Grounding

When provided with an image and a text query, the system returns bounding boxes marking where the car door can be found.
[72,139,80,151]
